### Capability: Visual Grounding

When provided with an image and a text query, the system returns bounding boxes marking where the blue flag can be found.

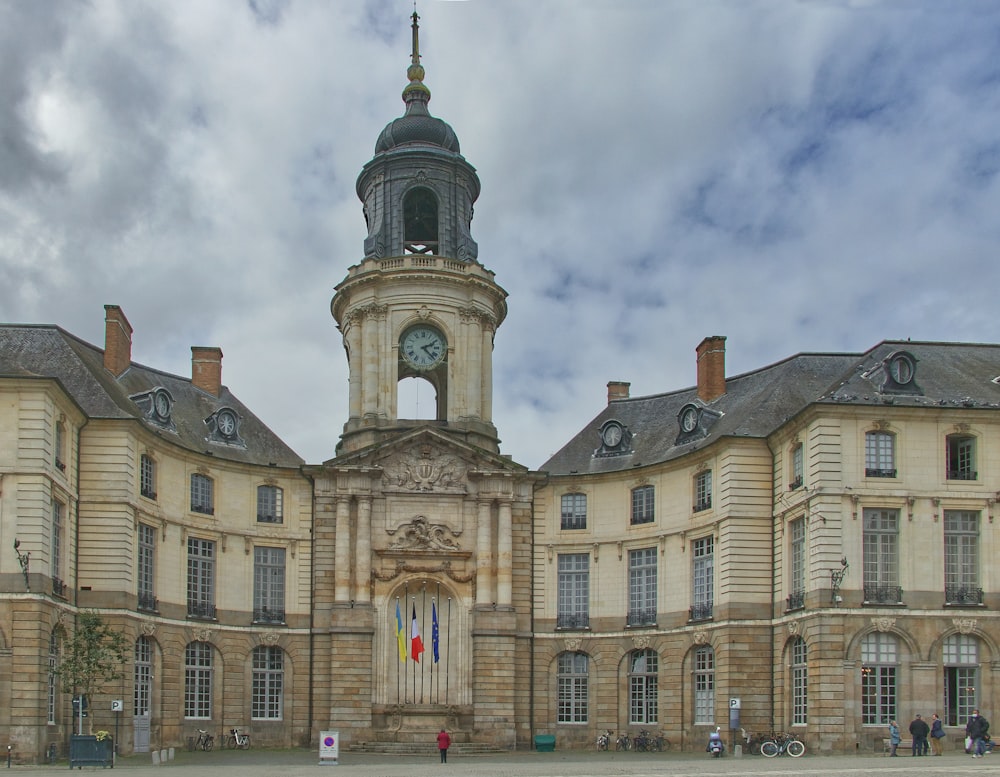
[432,601,440,663]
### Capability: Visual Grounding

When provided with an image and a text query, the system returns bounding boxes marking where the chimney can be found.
[607,381,630,404]
[103,304,133,377]
[191,347,223,396]
[696,336,727,402]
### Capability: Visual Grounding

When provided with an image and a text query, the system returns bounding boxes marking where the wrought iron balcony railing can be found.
[786,591,805,611]
[946,470,978,481]
[253,607,286,624]
[52,577,67,598]
[556,612,590,630]
[863,585,903,604]
[865,467,897,478]
[187,601,217,620]
[689,602,714,622]
[945,586,984,606]
[626,608,657,627]
[693,499,712,513]
[138,592,159,612]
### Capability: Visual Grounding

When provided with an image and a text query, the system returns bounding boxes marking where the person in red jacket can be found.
[437,729,451,763]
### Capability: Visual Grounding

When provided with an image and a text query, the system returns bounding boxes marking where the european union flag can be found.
[432,601,440,663]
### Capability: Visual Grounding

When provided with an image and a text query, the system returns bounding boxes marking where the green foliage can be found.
[58,611,129,699]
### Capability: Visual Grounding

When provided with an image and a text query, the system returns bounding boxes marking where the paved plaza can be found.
[12,747,1000,777]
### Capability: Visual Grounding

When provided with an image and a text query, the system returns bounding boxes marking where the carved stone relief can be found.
[387,515,461,551]
[871,617,895,633]
[383,444,466,493]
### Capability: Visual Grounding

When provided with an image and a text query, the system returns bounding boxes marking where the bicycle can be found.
[195,729,214,751]
[596,730,612,751]
[760,732,805,758]
[225,726,251,749]
[615,731,630,751]
[650,732,670,751]
[633,730,650,751]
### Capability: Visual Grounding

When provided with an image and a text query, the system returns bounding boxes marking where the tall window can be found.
[790,443,804,489]
[627,547,657,626]
[863,509,900,604]
[253,547,286,623]
[861,632,897,725]
[945,510,981,604]
[946,434,977,480]
[693,646,715,724]
[54,421,66,472]
[631,485,654,525]
[403,187,439,254]
[944,634,979,726]
[140,454,156,499]
[252,646,284,720]
[51,499,64,589]
[629,649,658,725]
[865,431,896,478]
[791,637,808,725]
[257,485,283,523]
[134,637,152,717]
[788,518,806,610]
[691,536,714,621]
[560,493,587,530]
[184,642,213,719]
[187,538,216,619]
[557,554,589,629]
[556,652,589,723]
[47,632,60,724]
[190,473,214,515]
[137,523,157,611]
[694,470,712,512]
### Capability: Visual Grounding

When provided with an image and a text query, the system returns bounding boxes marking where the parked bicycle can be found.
[195,729,214,751]
[225,727,251,750]
[633,729,666,751]
[615,731,630,751]
[596,730,612,751]
[740,728,773,755]
[760,732,805,758]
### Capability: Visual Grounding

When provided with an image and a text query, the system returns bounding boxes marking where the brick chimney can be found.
[103,304,133,377]
[607,381,630,404]
[696,336,727,402]
[191,347,223,396]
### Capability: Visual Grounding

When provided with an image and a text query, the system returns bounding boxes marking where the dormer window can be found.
[596,420,631,457]
[881,350,922,395]
[403,187,438,254]
[206,408,245,447]
[131,387,175,431]
[153,390,171,421]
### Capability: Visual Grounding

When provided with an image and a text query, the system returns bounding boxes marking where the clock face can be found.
[681,407,699,433]
[217,410,237,437]
[401,326,446,369]
[602,423,623,448]
[154,391,170,418]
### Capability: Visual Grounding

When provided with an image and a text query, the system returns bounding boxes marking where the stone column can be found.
[344,314,363,420]
[496,500,512,606]
[334,496,351,602]
[476,500,493,606]
[356,496,372,603]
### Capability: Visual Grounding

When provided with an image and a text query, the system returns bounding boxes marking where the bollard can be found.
[168,747,175,760]
[151,750,160,766]
[734,744,743,757]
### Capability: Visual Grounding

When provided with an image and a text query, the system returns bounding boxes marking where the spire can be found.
[403,9,431,106]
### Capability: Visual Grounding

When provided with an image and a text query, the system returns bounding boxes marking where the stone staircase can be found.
[347,741,510,756]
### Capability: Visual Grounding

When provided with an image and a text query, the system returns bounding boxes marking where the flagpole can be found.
[446,596,452,704]
[420,583,427,704]
[395,597,401,704]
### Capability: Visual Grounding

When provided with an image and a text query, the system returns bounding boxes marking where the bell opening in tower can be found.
[403,187,439,254]
[398,376,439,421]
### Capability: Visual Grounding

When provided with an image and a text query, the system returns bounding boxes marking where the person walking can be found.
[437,728,451,763]
[888,720,901,757]
[930,713,945,756]
[909,714,930,756]
[967,709,990,758]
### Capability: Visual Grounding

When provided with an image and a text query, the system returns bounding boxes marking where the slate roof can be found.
[0,324,303,468]
[541,340,1000,476]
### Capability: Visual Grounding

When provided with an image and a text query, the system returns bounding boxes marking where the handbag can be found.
[966,735,973,752]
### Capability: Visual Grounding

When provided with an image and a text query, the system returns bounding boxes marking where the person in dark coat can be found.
[909,714,930,756]
[930,713,945,756]
[967,710,990,757]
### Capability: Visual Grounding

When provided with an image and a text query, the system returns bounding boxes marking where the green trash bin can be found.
[534,734,556,752]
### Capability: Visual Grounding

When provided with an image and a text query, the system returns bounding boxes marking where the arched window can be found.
[184,642,213,719]
[557,652,589,723]
[694,645,714,724]
[629,649,658,725]
[252,646,284,720]
[791,637,807,725]
[403,187,438,254]
[861,632,897,725]
[943,634,979,726]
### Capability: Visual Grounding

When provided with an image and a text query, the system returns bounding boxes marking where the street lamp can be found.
[13,539,29,592]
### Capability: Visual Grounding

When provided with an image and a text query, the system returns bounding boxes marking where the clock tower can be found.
[331,11,507,456]
[309,13,534,751]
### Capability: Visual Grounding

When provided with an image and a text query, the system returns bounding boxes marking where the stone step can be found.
[347,741,509,756]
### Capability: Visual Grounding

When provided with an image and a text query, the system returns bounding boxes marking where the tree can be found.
[58,611,129,735]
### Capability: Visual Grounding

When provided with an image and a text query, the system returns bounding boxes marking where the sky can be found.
[2,0,1000,469]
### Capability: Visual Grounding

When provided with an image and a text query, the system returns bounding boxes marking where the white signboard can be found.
[319,730,339,765]
[730,697,741,709]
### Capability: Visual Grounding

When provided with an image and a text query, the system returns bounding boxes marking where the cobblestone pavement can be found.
[13,747,1000,777]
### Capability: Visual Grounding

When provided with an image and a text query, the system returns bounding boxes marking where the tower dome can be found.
[374,13,460,154]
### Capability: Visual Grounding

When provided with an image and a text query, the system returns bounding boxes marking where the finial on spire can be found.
[411,8,421,68]
[403,8,429,103]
